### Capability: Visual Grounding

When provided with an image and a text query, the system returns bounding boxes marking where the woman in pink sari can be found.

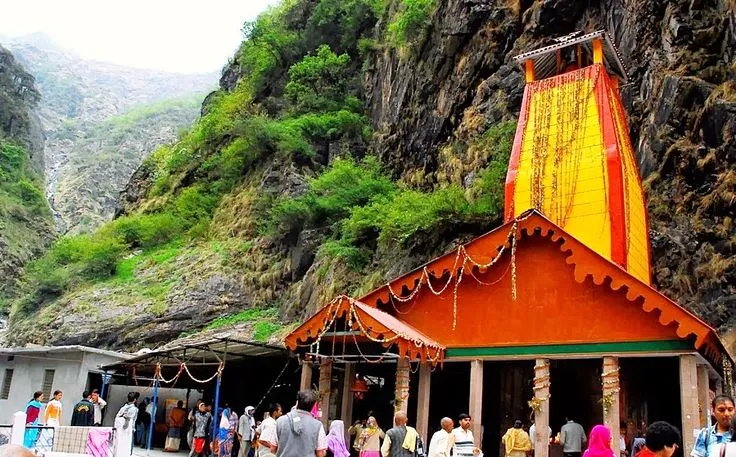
[584,425,616,457]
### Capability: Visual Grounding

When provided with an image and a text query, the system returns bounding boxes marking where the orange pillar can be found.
[525,60,536,83]
[593,38,603,64]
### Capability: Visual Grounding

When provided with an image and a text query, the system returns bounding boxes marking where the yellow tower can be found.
[504,30,651,284]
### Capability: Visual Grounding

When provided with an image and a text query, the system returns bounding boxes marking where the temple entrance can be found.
[549,359,603,434]
[620,357,681,431]
[350,361,401,430]
[483,361,535,457]
[427,362,470,438]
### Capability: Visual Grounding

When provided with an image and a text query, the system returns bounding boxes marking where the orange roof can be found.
[283,295,445,363]
[355,211,725,363]
[285,211,727,367]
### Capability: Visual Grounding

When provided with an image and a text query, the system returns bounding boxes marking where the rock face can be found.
[3,34,217,233]
[0,45,55,308]
[8,0,736,350]
[365,0,736,337]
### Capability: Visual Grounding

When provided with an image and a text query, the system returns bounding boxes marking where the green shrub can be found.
[102,213,184,248]
[467,121,516,217]
[285,45,353,114]
[319,239,371,269]
[386,0,435,47]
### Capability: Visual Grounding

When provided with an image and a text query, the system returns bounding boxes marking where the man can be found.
[348,419,365,456]
[238,406,256,457]
[560,416,586,457]
[529,418,551,450]
[634,422,680,457]
[189,400,204,450]
[381,411,420,457]
[258,403,282,457]
[190,402,212,457]
[428,418,454,457]
[115,393,139,455]
[452,414,477,457]
[502,420,532,457]
[274,390,327,457]
[90,389,107,426]
[71,391,95,426]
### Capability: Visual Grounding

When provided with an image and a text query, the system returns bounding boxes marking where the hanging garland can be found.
[384,214,529,330]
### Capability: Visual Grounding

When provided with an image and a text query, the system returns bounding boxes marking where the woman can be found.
[24,391,44,448]
[326,420,350,457]
[694,395,735,457]
[216,408,237,457]
[584,425,616,457]
[358,417,384,457]
[165,401,188,451]
[44,390,63,427]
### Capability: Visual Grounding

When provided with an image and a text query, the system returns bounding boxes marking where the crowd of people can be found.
[18,388,736,457]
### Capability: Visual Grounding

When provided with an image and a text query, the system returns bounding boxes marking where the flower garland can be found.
[385,215,527,330]
[600,366,620,416]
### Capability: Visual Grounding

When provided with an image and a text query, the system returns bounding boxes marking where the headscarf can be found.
[361,417,379,440]
[245,406,256,440]
[327,420,350,457]
[311,402,322,419]
[584,425,615,457]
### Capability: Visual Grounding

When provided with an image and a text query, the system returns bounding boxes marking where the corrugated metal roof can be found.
[513,30,628,82]
[0,345,131,359]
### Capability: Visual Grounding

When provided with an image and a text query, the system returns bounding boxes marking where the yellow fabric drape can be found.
[503,428,532,456]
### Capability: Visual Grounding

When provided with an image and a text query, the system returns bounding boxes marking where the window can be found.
[42,369,55,399]
[1,369,13,399]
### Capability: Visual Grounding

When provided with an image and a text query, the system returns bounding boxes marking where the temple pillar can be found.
[318,359,332,428]
[469,360,484,447]
[395,357,410,414]
[300,359,313,391]
[533,359,551,457]
[716,378,724,395]
[416,362,431,441]
[697,364,710,427]
[680,354,700,457]
[341,363,356,432]
[602,357,621,448]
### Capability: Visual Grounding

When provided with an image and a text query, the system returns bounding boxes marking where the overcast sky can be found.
[0,0,279,74]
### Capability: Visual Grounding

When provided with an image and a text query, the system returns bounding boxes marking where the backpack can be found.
[415,436,426,457]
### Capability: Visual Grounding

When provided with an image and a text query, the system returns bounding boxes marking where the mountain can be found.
[0,45,54,311]
[2,33,217,233]
[6,1,735,351]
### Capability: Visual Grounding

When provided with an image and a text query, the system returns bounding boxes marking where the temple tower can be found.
[504,30,651,284]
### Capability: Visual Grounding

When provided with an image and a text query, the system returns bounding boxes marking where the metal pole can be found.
[147,377,159,452]
[211,374,222,450]
[100,372,110,398]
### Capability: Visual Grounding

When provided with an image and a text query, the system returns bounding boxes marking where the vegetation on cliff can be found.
[7,0,735,350]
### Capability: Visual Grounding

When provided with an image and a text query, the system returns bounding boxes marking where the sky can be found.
[0,0,279,74]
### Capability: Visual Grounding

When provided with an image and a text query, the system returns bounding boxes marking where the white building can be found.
[0,345,130,424]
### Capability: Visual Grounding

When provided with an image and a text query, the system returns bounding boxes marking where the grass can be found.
[204,307,279,331]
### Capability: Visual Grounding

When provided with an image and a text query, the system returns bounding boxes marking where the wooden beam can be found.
[341,362,356,440]
[318,359,333,429]
[395,357,410,414]
[416,362,431,442]
[534,359,551,457]
[680,354,700,456]
[602,357,621,450]
[300,360,313,391]
[592,38,603,64]
[524,60,536,83]
[697,364,710,427]
[469,360,484,448]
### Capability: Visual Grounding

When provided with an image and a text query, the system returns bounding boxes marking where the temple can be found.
[284,30,732,457]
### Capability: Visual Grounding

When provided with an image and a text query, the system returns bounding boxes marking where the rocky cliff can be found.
[3,34,216,233]
[0,45,54,311]
[7,0,736,352]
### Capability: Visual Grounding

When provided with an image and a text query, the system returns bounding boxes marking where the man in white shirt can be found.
[429,417,455,457]
[90,389,107,426]
[256,404,282,457]
[529,419,552,448]
[452,414,477,457]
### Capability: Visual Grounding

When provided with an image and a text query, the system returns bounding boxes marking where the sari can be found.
[24,399,42,448]
[584,426,616,457]
[327,420,350,457]
[358,417,384,457]
[217,409,237,457]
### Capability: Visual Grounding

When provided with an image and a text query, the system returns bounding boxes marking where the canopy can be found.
[284,295,445,364]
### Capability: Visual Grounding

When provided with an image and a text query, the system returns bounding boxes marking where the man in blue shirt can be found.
[692,395,735,457]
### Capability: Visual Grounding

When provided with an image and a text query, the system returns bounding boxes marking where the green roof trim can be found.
[445,340,693,358]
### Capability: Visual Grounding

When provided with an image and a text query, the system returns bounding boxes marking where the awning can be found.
[284,295,445,364]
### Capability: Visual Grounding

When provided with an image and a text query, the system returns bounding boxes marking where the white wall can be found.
[0,351,126,425]
[103,385,197,426]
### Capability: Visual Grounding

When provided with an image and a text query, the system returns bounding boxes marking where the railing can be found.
[23,426,55,454]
